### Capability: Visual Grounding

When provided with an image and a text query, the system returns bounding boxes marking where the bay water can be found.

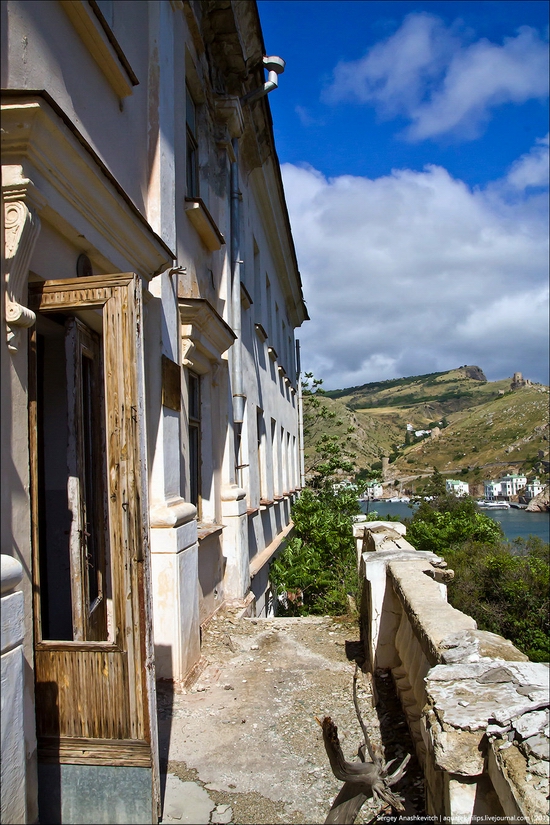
[359,499,549,544]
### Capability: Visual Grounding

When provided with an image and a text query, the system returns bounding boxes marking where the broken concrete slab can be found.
[161,775,215,824]
[426,661,550,731]
[513,710,549,741]
[430,727,485,775]
[520,734,550,762]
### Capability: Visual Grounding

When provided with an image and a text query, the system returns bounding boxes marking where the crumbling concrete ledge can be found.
[356,521,549,823]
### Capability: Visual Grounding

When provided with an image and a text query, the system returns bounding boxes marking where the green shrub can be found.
[406,475,549,661]
[270,487,360,616]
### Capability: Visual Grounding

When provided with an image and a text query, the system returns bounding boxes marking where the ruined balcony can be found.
[354,519,550,823]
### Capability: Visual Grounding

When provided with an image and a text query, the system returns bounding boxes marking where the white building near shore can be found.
[523,478,544,500]
[484,474,528,500]
[446,479,469,497]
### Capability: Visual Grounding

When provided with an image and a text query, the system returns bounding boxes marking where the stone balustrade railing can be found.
[354,520,549,823]
[1,554,27,824]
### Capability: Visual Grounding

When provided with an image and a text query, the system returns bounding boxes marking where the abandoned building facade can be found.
[1,1,308,821]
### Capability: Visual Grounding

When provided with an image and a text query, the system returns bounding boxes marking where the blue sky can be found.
[257,1,549,389]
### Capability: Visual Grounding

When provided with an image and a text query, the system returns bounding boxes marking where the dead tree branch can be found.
[318,669,411,824]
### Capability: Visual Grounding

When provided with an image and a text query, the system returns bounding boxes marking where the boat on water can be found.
[477,500,511,510]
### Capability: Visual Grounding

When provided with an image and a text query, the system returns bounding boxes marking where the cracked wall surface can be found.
[355,519,549,823]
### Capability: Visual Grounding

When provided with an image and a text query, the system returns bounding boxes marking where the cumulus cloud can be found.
[506,134,549,190]
[284,145,549,388]
[324,14,549,140]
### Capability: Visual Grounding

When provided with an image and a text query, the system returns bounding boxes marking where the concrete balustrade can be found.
[354,520,549,823]
[1,554,27,824]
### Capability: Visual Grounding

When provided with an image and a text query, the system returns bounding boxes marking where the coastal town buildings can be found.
[362,480,384,499]
[484,480,503,501]
[445,479,469,497]
[523,477,544,501]
[499,474,528,498]
[1,1,307,821]
[484,474,528,501]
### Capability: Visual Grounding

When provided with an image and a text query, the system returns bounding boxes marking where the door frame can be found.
[28,273,159,821]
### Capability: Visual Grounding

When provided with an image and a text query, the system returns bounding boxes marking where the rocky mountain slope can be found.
[309,367,549,492]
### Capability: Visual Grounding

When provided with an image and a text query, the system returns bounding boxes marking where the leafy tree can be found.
[417,467,447,498]
[270,373,360,616]
[301,372,356,489]
[270,486,360,616]
[355,467,381,486]
[407,471,503,554]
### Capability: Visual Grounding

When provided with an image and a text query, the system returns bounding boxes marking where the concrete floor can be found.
[156,613,424,825]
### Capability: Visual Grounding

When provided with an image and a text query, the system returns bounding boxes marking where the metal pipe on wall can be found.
[230,137,245,484]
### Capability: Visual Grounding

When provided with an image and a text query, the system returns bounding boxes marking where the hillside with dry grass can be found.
[309,367,549,493]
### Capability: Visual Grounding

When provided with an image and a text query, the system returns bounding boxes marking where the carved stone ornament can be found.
[4,199,41,351]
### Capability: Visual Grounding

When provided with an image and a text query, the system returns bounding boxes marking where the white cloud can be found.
[324,14,549,140]
[295,105,317,127]
[506,134,549,190]
[284,146,549,388]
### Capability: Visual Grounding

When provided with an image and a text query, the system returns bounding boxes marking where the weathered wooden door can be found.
[28,274,158,823]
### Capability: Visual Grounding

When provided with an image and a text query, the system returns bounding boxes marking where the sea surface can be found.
[358,499,549,544]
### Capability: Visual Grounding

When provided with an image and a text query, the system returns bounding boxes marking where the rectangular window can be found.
[271,418,279,496]
[281,426,287,493]
[31,315,110,642]
[188,371,201,515]
[253,240,261,315]
[186,84,199,198]
[257,407,267,501]
[266,276,272,340]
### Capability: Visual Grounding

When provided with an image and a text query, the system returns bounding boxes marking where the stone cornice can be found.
[1,94,174,280]
[178,297,236,365]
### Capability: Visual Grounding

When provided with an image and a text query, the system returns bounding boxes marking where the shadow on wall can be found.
[37,682,61,825]
[197,532,225,624]
[155,645,174,822]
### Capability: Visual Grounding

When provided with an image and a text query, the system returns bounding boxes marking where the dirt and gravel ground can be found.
[157,611,425,824]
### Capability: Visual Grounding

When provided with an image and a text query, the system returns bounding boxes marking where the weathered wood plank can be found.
[35,648,131,740]
[38,736,151,767]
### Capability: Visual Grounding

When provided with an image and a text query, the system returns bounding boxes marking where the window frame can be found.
[186,83,200,199]
[188,370,202,517]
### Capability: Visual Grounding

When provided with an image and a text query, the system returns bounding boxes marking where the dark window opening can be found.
[189,371,201,515]
[32,314,110,641]
[186,85,199,198]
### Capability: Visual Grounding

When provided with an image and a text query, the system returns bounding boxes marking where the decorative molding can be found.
[178,297,236,367]
[181,338,195,367]
[254,322,268,342]
[149,498,196,529]
[184,198,225,252]
[221,484,247,502]
[214,96,244,139]
[1,97,174,279]
[1,555,24,595]
[3,190,41,351]
[60,0,137,98]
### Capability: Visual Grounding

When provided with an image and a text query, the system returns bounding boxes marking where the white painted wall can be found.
[1,556,26,824]
[2,8,307,818]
